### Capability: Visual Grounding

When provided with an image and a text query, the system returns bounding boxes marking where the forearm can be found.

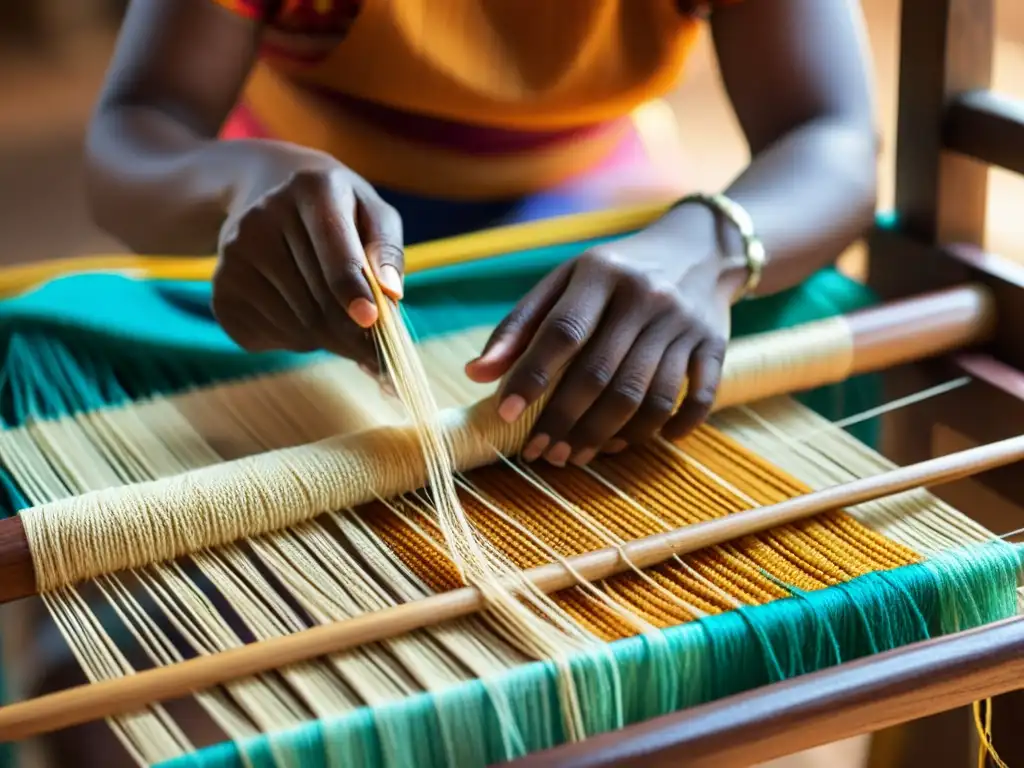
[657,117,878,298]
[85,105,251,255]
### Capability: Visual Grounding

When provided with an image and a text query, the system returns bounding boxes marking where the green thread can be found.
[153,542,1023,768]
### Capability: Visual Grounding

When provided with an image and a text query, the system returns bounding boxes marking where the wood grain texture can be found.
[869,8,1020,760]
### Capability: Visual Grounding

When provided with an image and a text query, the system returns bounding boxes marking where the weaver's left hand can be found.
[465,229,740,467]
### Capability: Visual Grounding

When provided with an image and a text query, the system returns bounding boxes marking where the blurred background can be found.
[1,0,1024,267]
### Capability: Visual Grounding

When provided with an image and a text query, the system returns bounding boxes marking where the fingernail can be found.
[545,442,572,467]
[498,395,527,423]
[522,434,550,462]
[378,265,404,300]
[348,298,378,328]
[604,439,628,454]
[571,448,597,467]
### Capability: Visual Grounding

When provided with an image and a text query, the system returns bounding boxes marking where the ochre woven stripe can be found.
[368,423,920,643]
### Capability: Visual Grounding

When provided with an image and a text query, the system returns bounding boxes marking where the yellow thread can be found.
[0,203,670,300]
[973,698,1008,768]
[366,423,919,644]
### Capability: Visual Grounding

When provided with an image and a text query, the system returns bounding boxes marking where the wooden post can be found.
[890,0,993,246]
[865,2,1019,766]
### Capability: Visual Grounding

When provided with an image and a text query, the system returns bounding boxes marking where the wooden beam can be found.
[945,90,1024,176]
[869,229,1024,372]
[508,616,1024,768]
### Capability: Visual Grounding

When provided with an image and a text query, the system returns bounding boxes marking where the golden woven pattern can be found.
[368,424,920,642]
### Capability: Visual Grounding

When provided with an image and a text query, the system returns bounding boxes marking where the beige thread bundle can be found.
[18,315,857,594]
[365,280,626,742]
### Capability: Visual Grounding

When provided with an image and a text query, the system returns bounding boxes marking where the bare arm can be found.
[85,0,405,369]
[655,0,879,296]
[466,0,881,463]
[86,0,263,254]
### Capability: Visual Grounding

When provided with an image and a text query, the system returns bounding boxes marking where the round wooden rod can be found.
[1,432,1022,743]
[845,282,995,371]
[507,614,1024,768]
[0,282,997,605]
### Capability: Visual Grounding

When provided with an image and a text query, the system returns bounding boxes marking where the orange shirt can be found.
[215,0,737,199]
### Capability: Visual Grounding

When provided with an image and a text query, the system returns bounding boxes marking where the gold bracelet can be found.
[675,192,766,300]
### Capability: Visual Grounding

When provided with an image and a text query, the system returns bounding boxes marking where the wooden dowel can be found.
[0,282,997,604]
[2,433,1023,743]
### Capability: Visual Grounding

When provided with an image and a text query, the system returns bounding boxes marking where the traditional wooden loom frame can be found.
[2,0,1024,766]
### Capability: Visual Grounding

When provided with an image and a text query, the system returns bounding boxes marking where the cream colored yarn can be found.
[19,314,854,594]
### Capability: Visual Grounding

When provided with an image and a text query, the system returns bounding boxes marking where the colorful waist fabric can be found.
[227,67,688,203]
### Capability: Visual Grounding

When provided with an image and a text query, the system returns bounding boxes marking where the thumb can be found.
[359,196,405,301]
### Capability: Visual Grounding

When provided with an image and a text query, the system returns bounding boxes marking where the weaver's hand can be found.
[212,140,404,375]
[465,229,739,467]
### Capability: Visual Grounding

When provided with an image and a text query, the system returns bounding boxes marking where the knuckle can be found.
[218,220,242,253]
[579,357,615,389]
[580,246,619,270]
[640,391,677,421]
[619,268,652,297]
[576,249,605,269]
[519,366,551,394]
[234,212,267,246]
[705,336,728,361]
[689,387,717,412]
[610,374,649,410]
[496,311,526,337]
[290,168,328,194]
[649,285,680,311]
[547,313,589,349]
[375,240,405,267]
[327,260,366,299]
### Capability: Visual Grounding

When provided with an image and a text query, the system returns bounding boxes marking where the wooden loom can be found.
[0,1,1024,766]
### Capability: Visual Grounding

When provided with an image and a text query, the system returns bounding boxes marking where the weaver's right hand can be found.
[212,140,405,375]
